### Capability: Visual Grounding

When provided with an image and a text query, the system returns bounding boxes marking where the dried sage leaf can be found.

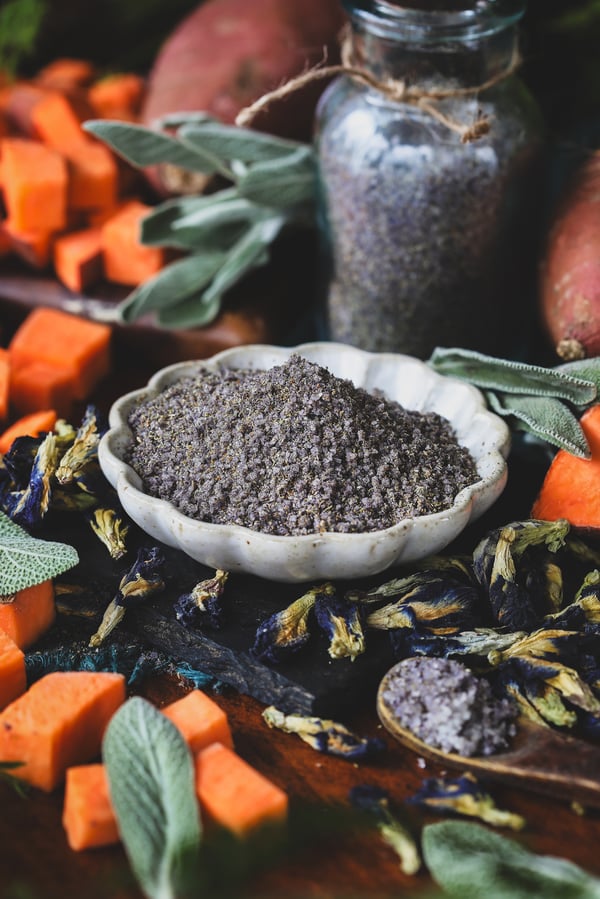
[83,119,226,175]
[484,392,590,458]
[118,252,228,323]
[422,820,600,899]
[429,347,597,405]
[103,697,202,899]
[178,120,306,164]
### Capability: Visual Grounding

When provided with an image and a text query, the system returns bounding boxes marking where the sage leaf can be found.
[237,150,317,210]
[558,358,600,404]
[118,252,228,323]
[103,697,202,899]
[429,347,597,405]
[138,193,225,247]
[83,120,225,175]
[0,510,78,595]
[422,821,600,899]
[173,195,261,233]
[157,292,222,329]
[484,391,590,458]
[201,214,287,304]
[178,120,308,164]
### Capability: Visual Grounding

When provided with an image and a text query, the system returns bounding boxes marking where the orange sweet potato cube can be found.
[0,629,27,711]
[194,742,288,837]
[101,200,165,286]
[162,689,233,755]
[1,138,68,232]
[0,671,126,792]
[0,579,56,649]
[62,763,121,850]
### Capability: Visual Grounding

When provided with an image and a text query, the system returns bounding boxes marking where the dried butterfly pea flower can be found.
[174,569,229,629]
[545,570,600,631]
[262,706,384,759]
[6,432,59,528]
[388,627,527,663]
[349,785,421,875]
[346,555,477,603]
[55,404,106,487]
[1,435,42,488]
[87,506,130,559]
[251,583,334,664]
[472,519,571,631]
[366,577,482,636]
[314,592,365,661]
[89,546,165,647]
[408,772,525,831]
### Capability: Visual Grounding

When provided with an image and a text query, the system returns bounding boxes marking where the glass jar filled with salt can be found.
[314,0,544,358]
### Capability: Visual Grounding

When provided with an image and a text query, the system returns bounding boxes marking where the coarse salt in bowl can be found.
[98,342,510,583]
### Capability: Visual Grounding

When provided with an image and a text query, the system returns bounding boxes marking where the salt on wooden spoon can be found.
[377,659,600,810]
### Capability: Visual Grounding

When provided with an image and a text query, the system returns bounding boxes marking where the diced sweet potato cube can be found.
[9,360,76,419]
[101,200,165,286]
[0,579,56,649]
[1,138,68,232]
[0,410,58,455]
[64,142,118,211]
[62,764,120,850]
[0,630,26,711]
[194,742,288,837]
[53,226,103,293]
[162,689,233,755]
[0,671,126,791]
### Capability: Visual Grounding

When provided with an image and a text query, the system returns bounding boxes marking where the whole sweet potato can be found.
[140,0,346,193]
[142,0,345,129]
[540,151,600,361]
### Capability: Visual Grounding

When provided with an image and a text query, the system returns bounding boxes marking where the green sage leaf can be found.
[0,510,79,595]
[429,347,597,405]
[173,194,261,233]
[83,119,225,175]
[236,146,317,209]
[557,358,600,404]
[484,391,590,458]
[422,821,600,899]
[103,697,202,899]
[178,121,308,165]
[201,214,287,305]
[118,251,228,323]
[138,194,223,247]
[157,292,223,329]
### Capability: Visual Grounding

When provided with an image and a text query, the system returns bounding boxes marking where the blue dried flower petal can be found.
[55,404,106,487]
[366,578,481,635]
[314,592,365,660]
[262,705,384,759]
[116,545,165,606]
[86,506,130,559]
[174,569,229,629]
[1,435,41,488]
[349,784,421,874]
[408,772,525,830]
[9,433,58,528]
[252,583,333,664]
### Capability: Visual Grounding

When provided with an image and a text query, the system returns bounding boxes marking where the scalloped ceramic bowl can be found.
[99,342,511,583]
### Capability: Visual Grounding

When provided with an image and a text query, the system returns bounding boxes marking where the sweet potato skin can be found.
[540,152,600,361]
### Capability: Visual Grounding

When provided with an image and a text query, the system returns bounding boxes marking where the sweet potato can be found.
[36,59,97,92]
[540,151,600,361]
[64,141,119,211]
[1,138,68,232]
[0,410,58,455]
[0,671,126,791]
[531,404,600,528]
[1,219,53,269]
[53,226,103,293]
[162,689,233,754]
[0,348,9,423]
[194,741,288,837]
[140,0,345,193]
[29,90,87,151]
[0,579,56,649]
[62,764,120,851]
[0,629,26,711]
[101,200,166,285]
[8,307,112,400]
[9,361,76,420]
[88,73,145,121]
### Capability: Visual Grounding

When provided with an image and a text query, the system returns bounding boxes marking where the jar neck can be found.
[344,2,524,89]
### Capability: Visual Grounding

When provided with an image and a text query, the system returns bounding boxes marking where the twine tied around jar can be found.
[236,26,522,144]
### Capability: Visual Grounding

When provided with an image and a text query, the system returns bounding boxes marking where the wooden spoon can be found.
[377,665,600,810]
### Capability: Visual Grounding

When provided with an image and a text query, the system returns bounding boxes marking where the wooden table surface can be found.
[1,285,600,899]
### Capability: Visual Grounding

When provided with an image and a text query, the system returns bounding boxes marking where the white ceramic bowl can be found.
[99,342,510,583]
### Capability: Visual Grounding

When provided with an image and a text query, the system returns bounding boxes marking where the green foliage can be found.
[0,511,79,595]
[0,0,46,76]
[84,116,318,329]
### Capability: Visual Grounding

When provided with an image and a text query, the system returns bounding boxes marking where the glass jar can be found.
[314,0,544,358]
